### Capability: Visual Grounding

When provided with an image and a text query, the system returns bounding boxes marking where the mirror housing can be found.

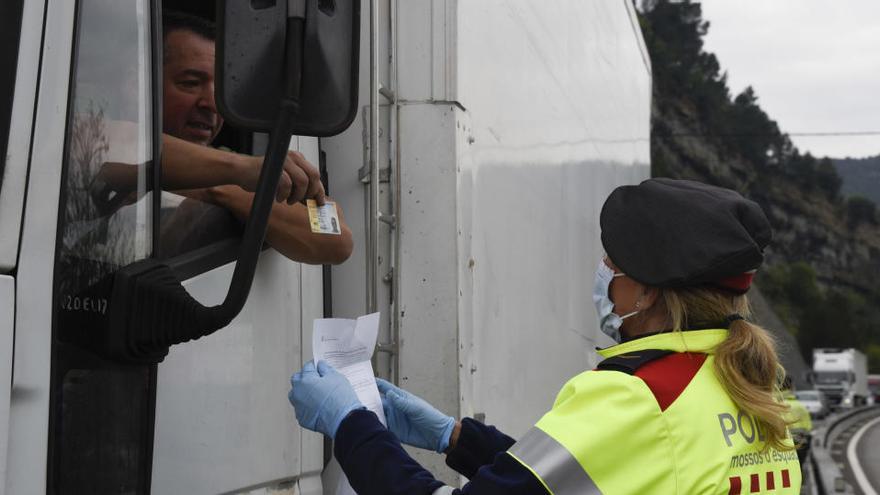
[216,0,360,136]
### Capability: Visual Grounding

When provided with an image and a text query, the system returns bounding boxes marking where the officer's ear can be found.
[637,286,661,311]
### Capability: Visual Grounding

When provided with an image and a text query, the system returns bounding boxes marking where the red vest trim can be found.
[634,352,707,411]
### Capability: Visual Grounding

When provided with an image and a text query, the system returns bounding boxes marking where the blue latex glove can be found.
[376,378,456,453]
[288,361,364,439]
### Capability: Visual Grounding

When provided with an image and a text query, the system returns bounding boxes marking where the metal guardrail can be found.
[811,405,880,495]
[811,440,852,495]
[823,405,880,447]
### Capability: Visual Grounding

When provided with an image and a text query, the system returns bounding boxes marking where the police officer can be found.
[782,378,813,467]
[288,178,802,494]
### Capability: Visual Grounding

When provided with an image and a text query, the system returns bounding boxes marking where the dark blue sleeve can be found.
[335,409,445,495]
[334,410,549,495]
[445,418,516,478]
[455,452,550,495]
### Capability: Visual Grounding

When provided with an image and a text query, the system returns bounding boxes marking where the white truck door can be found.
[149,136,324,494]
[7,0,77,492]
[0,275,13,494]
[0,0,29,488]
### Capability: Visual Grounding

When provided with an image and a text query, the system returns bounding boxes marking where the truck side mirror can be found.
[216,0,360,136]
[99,0,360,363]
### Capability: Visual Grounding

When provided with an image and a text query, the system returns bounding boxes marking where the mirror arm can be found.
[218,101,299,317]
[221,0,309,318]
[102,103,299,363]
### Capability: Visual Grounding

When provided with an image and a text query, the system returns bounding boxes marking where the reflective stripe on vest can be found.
[508,427,601,495]
[431,486,456,495]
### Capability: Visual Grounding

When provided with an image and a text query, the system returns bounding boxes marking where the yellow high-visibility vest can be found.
[507,329,801,494]
[783,393,813,433]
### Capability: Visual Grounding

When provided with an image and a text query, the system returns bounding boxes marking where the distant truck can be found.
[812,348,869,408]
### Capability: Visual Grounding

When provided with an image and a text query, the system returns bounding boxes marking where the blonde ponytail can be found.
[662,289,793,451]
[714,319,791,451]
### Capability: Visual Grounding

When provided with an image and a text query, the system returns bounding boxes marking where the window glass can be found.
[155,146,246,264]
[156,8,245,261]
[157,187,242,260]
[57,0,154,297]
[814,371,850,385]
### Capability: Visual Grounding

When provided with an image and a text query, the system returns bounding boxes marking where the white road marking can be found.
[847,415,880,495]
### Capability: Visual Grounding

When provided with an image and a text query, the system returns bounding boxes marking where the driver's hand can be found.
[238,151,326,205]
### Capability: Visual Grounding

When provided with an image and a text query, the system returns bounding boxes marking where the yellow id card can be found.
[306,199,342,235]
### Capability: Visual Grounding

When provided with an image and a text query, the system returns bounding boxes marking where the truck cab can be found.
[1,1,651,493]
[812,348,869,409]
[3,1,333,492]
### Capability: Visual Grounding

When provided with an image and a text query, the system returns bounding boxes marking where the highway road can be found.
[849,414,880,495]
[824,408,880,495]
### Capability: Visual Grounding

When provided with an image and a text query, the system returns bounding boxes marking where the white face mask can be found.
[593,260,639,343]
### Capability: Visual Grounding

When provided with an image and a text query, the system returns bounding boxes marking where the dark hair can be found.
[163,10,216,61]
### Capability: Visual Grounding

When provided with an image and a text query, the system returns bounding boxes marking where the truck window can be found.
[815,371,851,384]
[155,6,247,275]
[50,0,157,492]
[0,0,25,187]
[155,6,294,278]
[57,1,155,289]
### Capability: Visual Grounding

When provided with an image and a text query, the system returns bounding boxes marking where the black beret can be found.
[600,178,772,289]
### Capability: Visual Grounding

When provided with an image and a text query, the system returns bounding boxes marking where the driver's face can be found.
[163,29,223,145]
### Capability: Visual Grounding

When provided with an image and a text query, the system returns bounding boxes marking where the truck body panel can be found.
[455,0,650,440]
[151,248,323,493]
[324,0,651,484]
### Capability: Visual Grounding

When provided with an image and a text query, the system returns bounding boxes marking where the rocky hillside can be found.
[640,0,880,370]
[653,97,880,293]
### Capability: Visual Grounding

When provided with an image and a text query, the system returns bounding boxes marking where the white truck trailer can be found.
[0,0,650,493]
[813,348,869,408]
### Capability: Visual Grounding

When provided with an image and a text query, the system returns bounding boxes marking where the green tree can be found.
[784,262,821,308]
[727,87,783,166]
[815,158,842,199]
[867,345,880,374]
[846,195,877,227]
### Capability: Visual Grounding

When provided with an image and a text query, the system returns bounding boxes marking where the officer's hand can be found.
[237,151,326,205]
[376,378,456,453]
[288,361,364,439]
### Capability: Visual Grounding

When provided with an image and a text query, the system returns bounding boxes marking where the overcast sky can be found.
[699,1,880,159]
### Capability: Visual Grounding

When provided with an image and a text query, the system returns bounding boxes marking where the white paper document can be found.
[312,312,385,495]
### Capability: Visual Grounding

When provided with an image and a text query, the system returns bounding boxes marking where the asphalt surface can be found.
[825,408,880,495]
[853,415,880,494]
